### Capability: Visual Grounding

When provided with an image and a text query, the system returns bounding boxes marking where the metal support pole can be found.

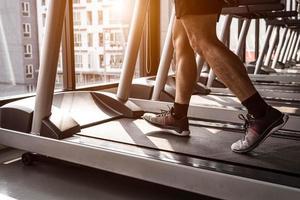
[234,19,251,55]
[254,19,260,60]
[271,28,288,69]
[117,0,151,101]
[151,10,175,101]
[62,0,75,91]
[31,0,67,134]
[282,30,296,64]
[207,15,232,87]
[286,31,298,62]
[264,26,279,68]
[278,29,291,62]
[254,25,274,74]
[292,32,300,61]
[196,54,205,81]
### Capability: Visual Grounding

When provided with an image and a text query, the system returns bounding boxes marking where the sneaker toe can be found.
[231,140,244,151]
[142,113,157,121]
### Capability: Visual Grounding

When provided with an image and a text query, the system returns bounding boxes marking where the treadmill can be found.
[0,0,300,199]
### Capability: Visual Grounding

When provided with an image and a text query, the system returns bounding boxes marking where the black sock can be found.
[242,92,269,118]
[173,102,189,119]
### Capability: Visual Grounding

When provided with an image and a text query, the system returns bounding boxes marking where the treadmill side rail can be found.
[0,128,299,200]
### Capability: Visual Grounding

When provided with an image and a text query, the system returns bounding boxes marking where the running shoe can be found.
[142,107,190,136]
[231,106,289,153]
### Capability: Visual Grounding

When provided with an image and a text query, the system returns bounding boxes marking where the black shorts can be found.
[174,0,225,19]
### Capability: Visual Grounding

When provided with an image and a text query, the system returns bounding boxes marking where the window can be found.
[21,2,30,17]
[98,32,104,46]
[23,23,31,38]
[88,33,93,47]
[74,33,82,47]
[74,0,80,3]
[24,44,32,58]
[88,54,93,68]
[98,10,103,25]
[75,54,83,68]
[110,55,123,67]
[73,11,81,26]
[99,54,104,67]
[73,0,136,87]
[27,84,35,93]
[87,11,93,25]
[0,1,63,98]
[25,64,34,79]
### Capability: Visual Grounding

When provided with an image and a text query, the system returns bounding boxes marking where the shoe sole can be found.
[143,117,190,137]
[232,114,289,154]
[160,129,190,137]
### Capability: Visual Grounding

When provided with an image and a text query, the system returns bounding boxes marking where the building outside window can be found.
[75,54,83,68]
[23,23,31,38]
[24,44,32,58]
[25,64,34,79]
[74,33,82,47]
[98,32,104,46]
[73,11,81,26]
[99,54,104,68]
[98,10,103,25]
[88,33,93,47]
[87,11,93,25]
[21,2,30,17]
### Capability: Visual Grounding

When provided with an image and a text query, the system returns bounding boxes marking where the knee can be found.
[173,33,194,56]
[188,34,220,57]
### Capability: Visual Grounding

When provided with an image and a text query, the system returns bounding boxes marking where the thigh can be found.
[180,15,219,42]
[174,0,224,19]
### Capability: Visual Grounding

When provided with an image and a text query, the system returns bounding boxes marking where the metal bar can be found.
[1,128,299,200]
[207,15,233,87]
[255,19,260,60]
[151,9,175,101]
[249,74,300,83]
[235,19,251,55]
[31,0,68,134]
[254,25,274,74]
[287,31,299,62]
[283,31,296,64]
[271,28,288,69]
[117,0,151,101]
[278,29,291,62]
[292,33,300,61]
[264,26,279,67]
[62,0,75,91]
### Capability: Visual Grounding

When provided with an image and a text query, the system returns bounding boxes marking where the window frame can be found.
[24,44,33,58]
[23,23,31,38]
[21,2,31,17]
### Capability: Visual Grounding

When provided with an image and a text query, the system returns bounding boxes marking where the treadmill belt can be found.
[79,118,300,175]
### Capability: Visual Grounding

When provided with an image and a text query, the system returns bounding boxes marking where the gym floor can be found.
[0,148,215,200]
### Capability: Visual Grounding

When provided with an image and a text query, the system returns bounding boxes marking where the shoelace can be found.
[238,114,254,131]
[157,106,174,117]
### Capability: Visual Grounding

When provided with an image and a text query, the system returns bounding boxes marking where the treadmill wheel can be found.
[22,153,34,166]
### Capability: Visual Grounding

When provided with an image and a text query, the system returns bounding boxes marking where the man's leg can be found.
[180,15,257,102]
[179,14,288,153]
[173,19,197,119]
[141,19,196,136]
